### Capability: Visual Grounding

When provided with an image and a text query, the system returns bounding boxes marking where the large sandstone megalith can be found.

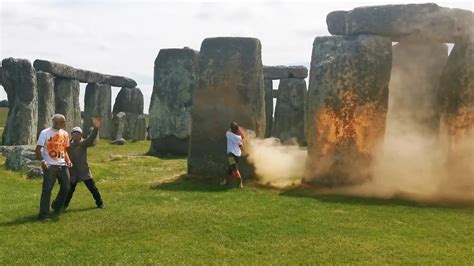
[36,71,55,135]
[1,58,38,145]
[305,35,392,186]
[264,79,273,138]
[188,37,265,178]
[327,4,473,43]
[438,40,474,177]
[386,37,448,138]
[148,48,199,156]
[54,78,81,133]
[84,83,112,139]
[273,78,306,145]
[113,87,144,115]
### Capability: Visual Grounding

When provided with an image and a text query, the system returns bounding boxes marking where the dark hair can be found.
[230,122,239,134]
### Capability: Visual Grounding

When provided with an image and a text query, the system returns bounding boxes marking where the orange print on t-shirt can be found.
[45,133,69,161]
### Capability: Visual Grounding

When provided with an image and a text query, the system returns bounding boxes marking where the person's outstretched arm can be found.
[83,117,101,147]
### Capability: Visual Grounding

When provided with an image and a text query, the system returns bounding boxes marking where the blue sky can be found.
[0,0,472,113]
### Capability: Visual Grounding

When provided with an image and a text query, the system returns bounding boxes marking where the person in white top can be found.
[221,122,244,188]
[35,114,73,221]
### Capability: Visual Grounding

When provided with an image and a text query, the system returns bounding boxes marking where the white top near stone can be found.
[226,131,242,157]
[37,128,70,166]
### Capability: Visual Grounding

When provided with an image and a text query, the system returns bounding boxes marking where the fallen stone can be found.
[148,48,199,155]
[111,138,125,145]
[36,71,55,135]
[84,83,113,139]
[273,78,306,145]
[305,35,392,186]
[327,3,474,43]
[188,37,265,178]
[54,78,82,133]
[1,58,38,145]
[263,65,308,79]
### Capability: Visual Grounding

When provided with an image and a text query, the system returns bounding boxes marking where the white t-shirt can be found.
[226,131,242,157]
[37,128,70,166]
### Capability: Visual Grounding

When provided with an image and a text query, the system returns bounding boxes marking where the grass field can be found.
[0,141,473,264]
[0,109,473,264]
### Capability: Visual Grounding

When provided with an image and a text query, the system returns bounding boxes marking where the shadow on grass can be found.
[150,174,236,192]
[0,214,60,227]
[279,186,474,209]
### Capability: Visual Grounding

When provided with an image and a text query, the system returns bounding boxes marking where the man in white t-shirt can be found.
[35,114,72,221]
[221,122,244,188]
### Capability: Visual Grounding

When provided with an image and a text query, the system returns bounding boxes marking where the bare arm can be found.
[36,145,48,171]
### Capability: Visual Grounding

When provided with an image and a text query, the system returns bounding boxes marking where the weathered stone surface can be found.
[33,59,137,87]
[113,87,144,115]
[4,145,42,179]
[438,40,474,173]
[148,48,198,155]
[273,78,306,145]
[264,79,273,138]
[0,100,8,107]
[36,71,55,135]
[1,58,38,145]
[84,83,112,139]
[111,112,126,140]
[327,3,474,43]
[263,65,308,79]
[188,37,265,178]
[386,38,448,139]
[150,136,188,156]
[54,78,81,133]
[326,11,348,35]
[131,114,147,141]
[305,35,392,186]
[0,66,3,86]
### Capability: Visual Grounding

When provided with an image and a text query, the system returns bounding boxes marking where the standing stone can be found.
[263,66,308,79]
[438,40,474,176]
[132,114,147,141]
[54,78,81,133]
[36,71,55,135]
[188,37,265,178]
[273,78,306,145]
[113,87,144,115]
[305,35,392,186]
[1,58,38,145]
[84,83,112,139]
[264,79,273,138]
[148,48,199,156]
[112,112,126,140]
[386,38,448,139]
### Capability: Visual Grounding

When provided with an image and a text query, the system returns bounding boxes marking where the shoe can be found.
[239,183,244,188]
[220,179,228,186]
[39,216,51,222]
[97,203,105,209]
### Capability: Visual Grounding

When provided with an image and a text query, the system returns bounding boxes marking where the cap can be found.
[71,127,83,134]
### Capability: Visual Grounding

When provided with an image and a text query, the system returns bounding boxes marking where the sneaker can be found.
[39,216,51,222]
[97,203,105,209]
[239,183,244,188]
[220,179,228,186]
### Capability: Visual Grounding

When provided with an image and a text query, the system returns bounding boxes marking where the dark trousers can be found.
[39,166,70,218]
[64,179,103,208]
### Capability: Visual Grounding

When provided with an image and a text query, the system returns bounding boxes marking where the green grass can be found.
[0,140,473,264]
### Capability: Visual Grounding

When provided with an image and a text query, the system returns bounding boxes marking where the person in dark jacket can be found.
[64,117,104,209]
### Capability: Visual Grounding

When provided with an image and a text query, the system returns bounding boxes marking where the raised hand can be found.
[93,117,102,129]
